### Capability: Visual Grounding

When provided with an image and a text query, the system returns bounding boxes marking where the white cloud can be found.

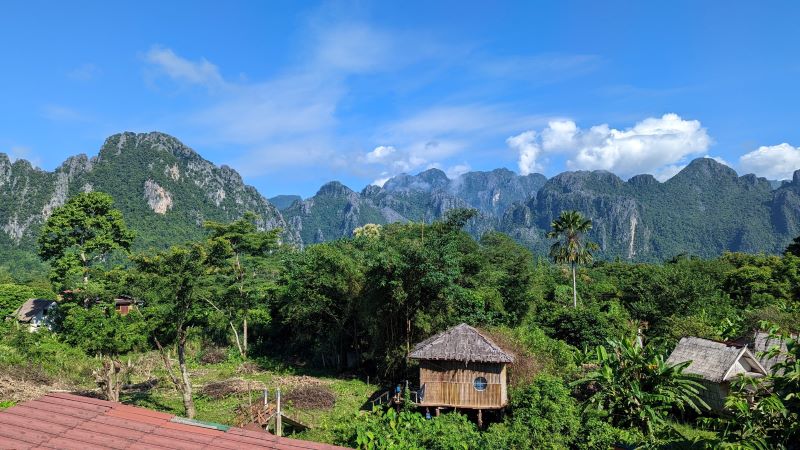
[372,105,553,181]
[508,114,712,179]
[144,46,225,88]
[371,174,391,187]
[190,72,341,145]
[739,143,800,180]
[652,164,686,182]
[445,163,471,179]
[137,19,597,187]
[365,145,397,163]
[360,144,428,178]
[143,22,399,175]
[506,131,543,175]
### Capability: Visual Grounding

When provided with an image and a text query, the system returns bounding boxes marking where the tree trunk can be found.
[243,315,248,357]
[80,251,89,285]
[571,262,577,308]
[95,355,135,402]
[99,356,119,402]
[176,331,196,419]
[154,337,182,391]
[204,299,244,357]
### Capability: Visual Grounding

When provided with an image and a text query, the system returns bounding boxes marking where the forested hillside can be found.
[286,159,800,260]
[0,132,289,277]
[3,131,800,279]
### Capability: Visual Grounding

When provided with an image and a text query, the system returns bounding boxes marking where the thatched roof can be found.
[408,323,513,363]
[751,330,797,374]
[12,299,56,323]
[666,337,766,383]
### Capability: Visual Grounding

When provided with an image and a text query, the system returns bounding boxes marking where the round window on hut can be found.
[473,376,488,391]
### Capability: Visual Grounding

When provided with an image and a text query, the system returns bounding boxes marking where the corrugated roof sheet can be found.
[666,336,763,383]
[0,392,349,449]
[408,323,513,363]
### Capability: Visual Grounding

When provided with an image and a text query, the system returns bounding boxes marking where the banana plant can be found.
[572,337,708,436]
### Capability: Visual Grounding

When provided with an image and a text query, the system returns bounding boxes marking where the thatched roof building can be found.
[666,337,767,411]
[409,323,514,364]
[745,330,797,374]
[409,323,513,411]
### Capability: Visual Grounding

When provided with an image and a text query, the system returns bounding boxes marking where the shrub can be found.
[332,408,480,450]
[538,301,632,350]
[504,375,581,449]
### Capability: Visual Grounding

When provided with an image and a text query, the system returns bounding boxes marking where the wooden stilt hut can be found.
[408,323,513,412]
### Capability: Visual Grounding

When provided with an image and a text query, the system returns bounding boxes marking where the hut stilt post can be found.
[276,388,282,437]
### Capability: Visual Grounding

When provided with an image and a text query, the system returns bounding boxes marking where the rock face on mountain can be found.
[0,132,289,253]
[3,132,799,263]
[521,159,781,259]
[283,159,800,261]
[281,181,389,244]
[281,168,549,246]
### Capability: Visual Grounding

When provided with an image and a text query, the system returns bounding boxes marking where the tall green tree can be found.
[58,281,148,402]
[477,232,537,325]
[205,212,281,357]
[278,241,364,370]
[37,192,134,288]
[785,235,800,257]
[36,192,138,401]
[133,241,226,418]
[547,210,598,308]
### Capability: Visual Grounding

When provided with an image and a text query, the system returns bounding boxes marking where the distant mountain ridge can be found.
[2,131,799,264]
[0,132,290,256]
[282,160,800,260]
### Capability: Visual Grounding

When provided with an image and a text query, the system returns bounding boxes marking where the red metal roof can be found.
[0,393,349,450]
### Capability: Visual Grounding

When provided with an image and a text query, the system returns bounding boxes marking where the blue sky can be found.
[2,1,800,197]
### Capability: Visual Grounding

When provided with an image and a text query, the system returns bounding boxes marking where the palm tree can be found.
[547,210,598,308]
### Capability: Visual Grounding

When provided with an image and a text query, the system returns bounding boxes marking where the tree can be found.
[36,192,137,401]
[277,242,364,370]
[37,192,134,288]
[477,232,537,325]
[58,285,148,401]
[133,241,226,418]
[785,235,800,257]
[547,210,598,308]
[205,213,281,357]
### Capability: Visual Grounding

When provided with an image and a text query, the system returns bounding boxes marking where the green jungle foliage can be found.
[1,190,799,449]
[0,283,56,318]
